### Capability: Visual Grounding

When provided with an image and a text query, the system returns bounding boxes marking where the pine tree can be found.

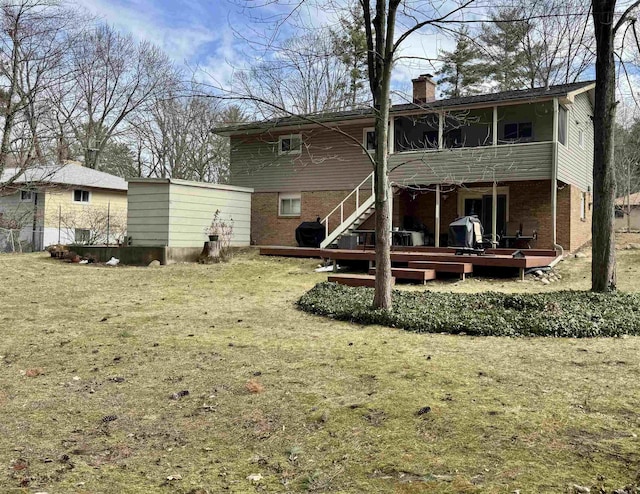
[331,4,369,108]
[479,7,532,91]
[436,27,484,98]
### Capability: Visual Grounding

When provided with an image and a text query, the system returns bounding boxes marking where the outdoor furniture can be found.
[502,220,538,249]
[353,229,423,248]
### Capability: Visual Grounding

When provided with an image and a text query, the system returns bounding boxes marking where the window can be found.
[504,122,533,141]
[20,190,33,202]
[363,128,376,152]
[75,228,91,244]
[445,128,463,148]
[278,134,302,155]
[580,192,587,221]
[423,130,439,149]
[73,189,90,203]
[558,106,568,146]
[578,129,584,149]
[279,193,301,216]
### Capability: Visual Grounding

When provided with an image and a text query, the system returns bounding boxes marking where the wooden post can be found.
[438,112,444,150]
[435,184,441,247]
[492,182,498,248]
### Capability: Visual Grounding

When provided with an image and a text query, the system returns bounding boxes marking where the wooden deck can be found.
[259,245,560,280]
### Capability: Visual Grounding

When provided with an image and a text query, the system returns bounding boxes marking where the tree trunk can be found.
[591,0,617,292]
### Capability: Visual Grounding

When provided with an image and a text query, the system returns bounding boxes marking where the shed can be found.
[127,179,253,256]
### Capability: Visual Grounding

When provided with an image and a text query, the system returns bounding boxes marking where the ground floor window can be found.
[580,192,586,221]
[75,228,91,244]
[279,193,301,217]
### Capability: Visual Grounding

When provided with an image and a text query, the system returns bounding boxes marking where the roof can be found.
[1,163,128,191]
[128,177,253,193]
[616,192,640,207]
[215,80,595,135]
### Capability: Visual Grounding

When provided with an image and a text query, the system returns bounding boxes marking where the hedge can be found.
[297,282,640,337]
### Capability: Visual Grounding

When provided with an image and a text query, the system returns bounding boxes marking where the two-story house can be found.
[218,76,594,252]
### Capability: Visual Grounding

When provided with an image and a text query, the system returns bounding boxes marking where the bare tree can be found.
[50,23,177,170]
[0,0,79,188]
[236,30,357,118]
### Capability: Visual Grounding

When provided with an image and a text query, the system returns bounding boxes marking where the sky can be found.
[78,0,454,99]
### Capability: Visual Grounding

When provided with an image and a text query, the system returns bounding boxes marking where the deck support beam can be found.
[435,184,441,247]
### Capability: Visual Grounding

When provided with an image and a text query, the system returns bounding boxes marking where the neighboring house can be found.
[217,76,594,252]
[0,163,127,250]
[615,192,640,231]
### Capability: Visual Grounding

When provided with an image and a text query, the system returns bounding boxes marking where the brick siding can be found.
[251,181,591,250]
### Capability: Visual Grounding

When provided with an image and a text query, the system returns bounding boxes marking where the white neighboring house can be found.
[0,162,128,251]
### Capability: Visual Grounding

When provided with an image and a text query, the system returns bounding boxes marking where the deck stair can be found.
[328,273,395,288]
[407,261,473,280]
[320,172,375,249]
[368,267,436,284]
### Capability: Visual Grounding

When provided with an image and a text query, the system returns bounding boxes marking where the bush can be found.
[297,282,640,337]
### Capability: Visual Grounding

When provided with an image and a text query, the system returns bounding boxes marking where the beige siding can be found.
[558,92,593,191]
[44,187,127,228]
[127,183,170,246]
[167,182,251,247]
[229,124,374,192]
[389,142,553,185]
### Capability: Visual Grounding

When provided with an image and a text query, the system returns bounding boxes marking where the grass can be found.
[0,241,639,493]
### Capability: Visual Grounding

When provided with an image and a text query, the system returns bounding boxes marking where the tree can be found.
[236,30,356,117]
[0,0,78,189]
[591,0,640,292]
[51,23,177,170]
[436,26,484,98]
[478,0,594,89]
[331,2,369,108]
[479,7,531,91]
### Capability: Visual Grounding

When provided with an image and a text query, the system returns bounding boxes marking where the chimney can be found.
[412,73,436,104]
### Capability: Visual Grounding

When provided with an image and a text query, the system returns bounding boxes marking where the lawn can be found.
[1,241,639,493]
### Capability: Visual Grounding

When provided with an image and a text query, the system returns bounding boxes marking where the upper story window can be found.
[20,190,33,202]
[558,106,568,146]
[504,122,533,141]
[73,189,90,203]
[279,193,301,217]
[578,129,584,149]
[422,130,439,149]
[278,134,302,155]
[363,128,377,152]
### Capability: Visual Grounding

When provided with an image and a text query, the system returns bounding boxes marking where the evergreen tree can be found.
[436,27,484,98]
[330,3,369,108]
[479,7,532,91]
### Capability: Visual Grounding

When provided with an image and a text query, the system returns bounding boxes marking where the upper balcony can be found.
[389,102,555,186]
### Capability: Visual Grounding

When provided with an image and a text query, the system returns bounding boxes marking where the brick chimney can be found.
[412,73,436,104]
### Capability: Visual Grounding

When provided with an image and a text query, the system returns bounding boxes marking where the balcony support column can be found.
[492,181,498,248]
[438,112,444,150]
[492,106,498,147]
[435,184,441,247]
[552,98,559,247]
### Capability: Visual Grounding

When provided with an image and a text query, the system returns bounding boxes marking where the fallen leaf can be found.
[246,473,263,483]
[245,379,264,394]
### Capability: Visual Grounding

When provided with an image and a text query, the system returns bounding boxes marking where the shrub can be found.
[297,282,640,337]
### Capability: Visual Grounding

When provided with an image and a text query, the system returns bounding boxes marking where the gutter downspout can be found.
[551,98,564,257]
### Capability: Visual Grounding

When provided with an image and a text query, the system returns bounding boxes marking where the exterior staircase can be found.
[320,172,375,249]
